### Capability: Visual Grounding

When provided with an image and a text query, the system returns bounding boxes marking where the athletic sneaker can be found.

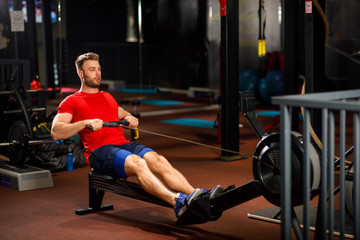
[174,192,187,211]
[208,185,223,199]
[174,188,202,218]
[201,185,223,199]
[201,188,209,194]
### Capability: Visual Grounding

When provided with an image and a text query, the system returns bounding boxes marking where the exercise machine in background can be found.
[0,63,59,191]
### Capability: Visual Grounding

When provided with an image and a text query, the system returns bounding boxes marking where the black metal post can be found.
[283,0,300,131]
[303,0,327,239]
[312,0,326,136]
[26,0,39,78]
[41,0,55,88]
[219,0,241,161]
[304,1,314,95]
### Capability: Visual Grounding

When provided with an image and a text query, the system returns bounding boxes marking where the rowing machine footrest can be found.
[175,196,211,225]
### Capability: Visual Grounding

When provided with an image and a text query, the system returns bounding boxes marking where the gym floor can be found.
[0,88,325,240]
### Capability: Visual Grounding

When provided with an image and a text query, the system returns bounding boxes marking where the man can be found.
[51,52,222,218]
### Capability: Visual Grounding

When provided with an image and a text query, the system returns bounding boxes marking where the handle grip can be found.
[88,120,130,130]
[103,120,130,127]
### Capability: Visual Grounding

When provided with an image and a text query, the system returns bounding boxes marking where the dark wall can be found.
[66,0,127,43]
[325,0,360,90]
[65,0,208,89]
[0,1,31,61]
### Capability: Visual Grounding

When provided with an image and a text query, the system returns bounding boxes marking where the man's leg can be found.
[124,154,203,219]
[124,154,178,207]
[142,151,195,195]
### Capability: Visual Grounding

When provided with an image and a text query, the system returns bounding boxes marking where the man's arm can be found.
[118,107,138,127]
[51,112,103,140]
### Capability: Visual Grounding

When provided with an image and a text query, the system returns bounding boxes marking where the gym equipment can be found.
[258,0,266,58]
[248,205,355,238]
[271,89,360,239]
[253,131,320,207]
[88,119,138,139]
[1,67,58,140]
[241,90,320,208]
[0,120,55,191]
[257,0,267,78]
[75,171,172,215]
[258,70,284,102]
[162,118,216,129]
[75,91,322,225]
[0,66,62,166]
[81,125,218,225]
[0,121,57,166]
[0,161,53,191]
[0,67,57,191]
[239,69,259,95]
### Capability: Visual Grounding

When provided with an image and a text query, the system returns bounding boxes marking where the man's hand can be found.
[86,119,103,131]
[124,116,138,128]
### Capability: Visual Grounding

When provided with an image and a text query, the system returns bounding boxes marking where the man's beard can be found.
[84,75,101,88]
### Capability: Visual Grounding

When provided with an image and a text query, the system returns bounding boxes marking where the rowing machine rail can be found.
[76,168,264,225]
[75,171,172,215]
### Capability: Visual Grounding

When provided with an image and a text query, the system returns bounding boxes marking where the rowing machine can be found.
[75,93,323,225]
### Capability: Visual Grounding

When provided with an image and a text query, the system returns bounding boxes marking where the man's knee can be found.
[145,153,172,172]
[125,155,149,175]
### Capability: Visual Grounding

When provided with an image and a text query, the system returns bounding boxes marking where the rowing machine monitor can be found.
[239,91,266,139]
[239,91,256,112]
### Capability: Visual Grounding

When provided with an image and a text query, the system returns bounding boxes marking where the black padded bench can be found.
[75,170,172,215]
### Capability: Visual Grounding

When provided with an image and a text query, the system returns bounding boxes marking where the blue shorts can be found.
[89,142,155,178]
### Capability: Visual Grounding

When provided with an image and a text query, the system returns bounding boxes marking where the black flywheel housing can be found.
[252,132,321,207]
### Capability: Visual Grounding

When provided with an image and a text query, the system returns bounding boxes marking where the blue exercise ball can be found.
[258,70,284,103]
[239,70,259,95]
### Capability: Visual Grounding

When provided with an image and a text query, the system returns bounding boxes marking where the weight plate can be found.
[8,121,30,167]
[252,131,320,206]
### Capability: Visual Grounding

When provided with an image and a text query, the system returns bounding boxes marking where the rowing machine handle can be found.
[88,120,130,130]
[103,120,130,127]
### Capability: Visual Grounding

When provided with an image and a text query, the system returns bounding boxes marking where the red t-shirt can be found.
[57,91,130,157]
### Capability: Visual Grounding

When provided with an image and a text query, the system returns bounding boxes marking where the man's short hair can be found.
[75,52,99,71]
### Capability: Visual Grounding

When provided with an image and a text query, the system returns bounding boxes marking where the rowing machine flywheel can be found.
[252,131,321,206]
[8,121,30,167]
